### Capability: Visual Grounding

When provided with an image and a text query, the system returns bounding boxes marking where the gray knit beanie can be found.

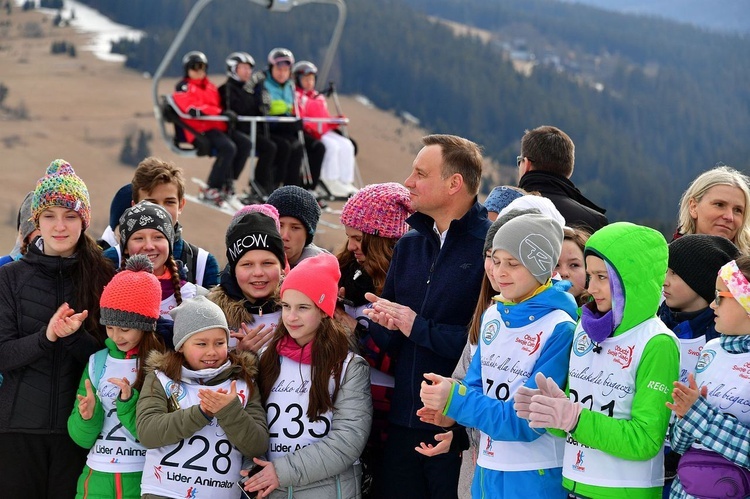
[170,295,230,351]
[17,191,36,242]
[492,212,564,284]
[483,208,542,255]
[267,186,321,245]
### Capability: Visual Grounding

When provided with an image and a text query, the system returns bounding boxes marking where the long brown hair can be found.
[336,232,397,295]
[132,331,166,391]
[259,317,352,420]
[467,274,496,346]
[73,233,116,341]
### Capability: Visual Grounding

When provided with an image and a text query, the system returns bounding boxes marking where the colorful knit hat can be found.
[31,159,91,230]
[281,253,340,317]
[119,201,175,256]
[719,259,750,316]
[669,234,739,303]
[340,182,413,239]
[100,254,161,331]
[267,186,321,245]
[484,185,524,215]
[225,211,286,273]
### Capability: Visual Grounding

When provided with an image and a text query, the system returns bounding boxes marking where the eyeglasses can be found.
[516,156,534,167]
[188,62,206,71]
[714,290,734,307]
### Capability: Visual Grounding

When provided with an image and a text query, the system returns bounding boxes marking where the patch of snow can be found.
[354,94,374,108]
[15,0,143,62]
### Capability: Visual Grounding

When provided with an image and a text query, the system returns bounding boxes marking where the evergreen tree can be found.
[119,133,137,166]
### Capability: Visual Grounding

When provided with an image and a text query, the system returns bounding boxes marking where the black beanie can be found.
[225,212,286,274]
[267,186,321,246]
[669,234,740,303]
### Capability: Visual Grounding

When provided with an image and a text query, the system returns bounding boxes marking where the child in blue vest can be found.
[420,212,577,498]
[666,256,750,499]
[67,255,166,498]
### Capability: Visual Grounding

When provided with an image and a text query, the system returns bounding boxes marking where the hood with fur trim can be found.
[144,349,259,384]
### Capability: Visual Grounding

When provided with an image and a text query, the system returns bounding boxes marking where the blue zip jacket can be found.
[368,201,491,429]
[445,282,577,498]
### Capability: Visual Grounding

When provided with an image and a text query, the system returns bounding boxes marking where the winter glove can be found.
[534,372,567,399]
[528,394,582,432]
[187,107,202,118]
[222,109,238,125]
[515,372,565,420]
[513,385,540,420]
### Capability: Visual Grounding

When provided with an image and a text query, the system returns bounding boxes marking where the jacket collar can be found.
[519,170,606,214]
[406,199,488,242]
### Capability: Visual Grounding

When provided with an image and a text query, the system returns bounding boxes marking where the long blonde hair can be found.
[677,166,750,253]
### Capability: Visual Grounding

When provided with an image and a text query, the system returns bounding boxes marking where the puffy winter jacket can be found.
[172,76,227,142]
[0,241,103,433]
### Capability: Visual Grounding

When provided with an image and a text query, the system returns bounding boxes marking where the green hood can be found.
[584,222,667,334]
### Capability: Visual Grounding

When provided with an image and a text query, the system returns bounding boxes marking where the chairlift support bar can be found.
[151,0,347,156]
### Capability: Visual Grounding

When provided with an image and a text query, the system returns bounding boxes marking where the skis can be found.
[187,177,237,216]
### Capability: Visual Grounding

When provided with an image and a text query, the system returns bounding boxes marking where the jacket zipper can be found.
[50,258,63,430]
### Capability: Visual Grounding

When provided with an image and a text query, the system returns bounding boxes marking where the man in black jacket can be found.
[517,125,608,232]
[218,51,277,200]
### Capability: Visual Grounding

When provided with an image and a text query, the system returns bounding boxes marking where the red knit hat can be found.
[280,253,340,317]
[100,254,162,331]
[340,182,413,239]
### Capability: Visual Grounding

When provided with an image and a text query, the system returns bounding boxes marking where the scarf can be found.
[220,268,279,316]
[720,334,750,354]
[276,335,313,365]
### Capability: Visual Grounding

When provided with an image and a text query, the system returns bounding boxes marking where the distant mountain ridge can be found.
[559,0,750,34]
[72,0,750,232]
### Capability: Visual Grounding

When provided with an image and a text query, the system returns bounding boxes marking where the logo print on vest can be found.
[482,319,501,345]
[695,349,716,373]
[573,331,594,356]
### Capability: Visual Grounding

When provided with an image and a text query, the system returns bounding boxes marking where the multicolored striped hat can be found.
[32,159,91,230]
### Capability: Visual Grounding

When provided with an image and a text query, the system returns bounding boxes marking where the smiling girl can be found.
[68,255,166,498]
[208,205,287,353]
[136,296,268,499]
[118,201,201,346]
[0,160,114,498]
[242,253,372,498]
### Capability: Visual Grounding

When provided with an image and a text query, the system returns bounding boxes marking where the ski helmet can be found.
[292,60,318,87]
[182,51,208,74]
[226,51,255,81]
[267,47,294,67]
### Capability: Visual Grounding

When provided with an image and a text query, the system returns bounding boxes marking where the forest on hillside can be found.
[70,0,750,232]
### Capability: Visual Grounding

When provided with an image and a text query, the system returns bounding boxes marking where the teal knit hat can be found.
[32,159,91,230]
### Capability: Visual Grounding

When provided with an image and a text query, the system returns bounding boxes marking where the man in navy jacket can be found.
[364,134,491,499]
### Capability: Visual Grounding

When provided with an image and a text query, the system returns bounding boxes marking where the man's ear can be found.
[447,173,464,195]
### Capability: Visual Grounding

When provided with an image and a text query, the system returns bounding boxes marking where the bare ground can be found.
[0,8,510,265]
